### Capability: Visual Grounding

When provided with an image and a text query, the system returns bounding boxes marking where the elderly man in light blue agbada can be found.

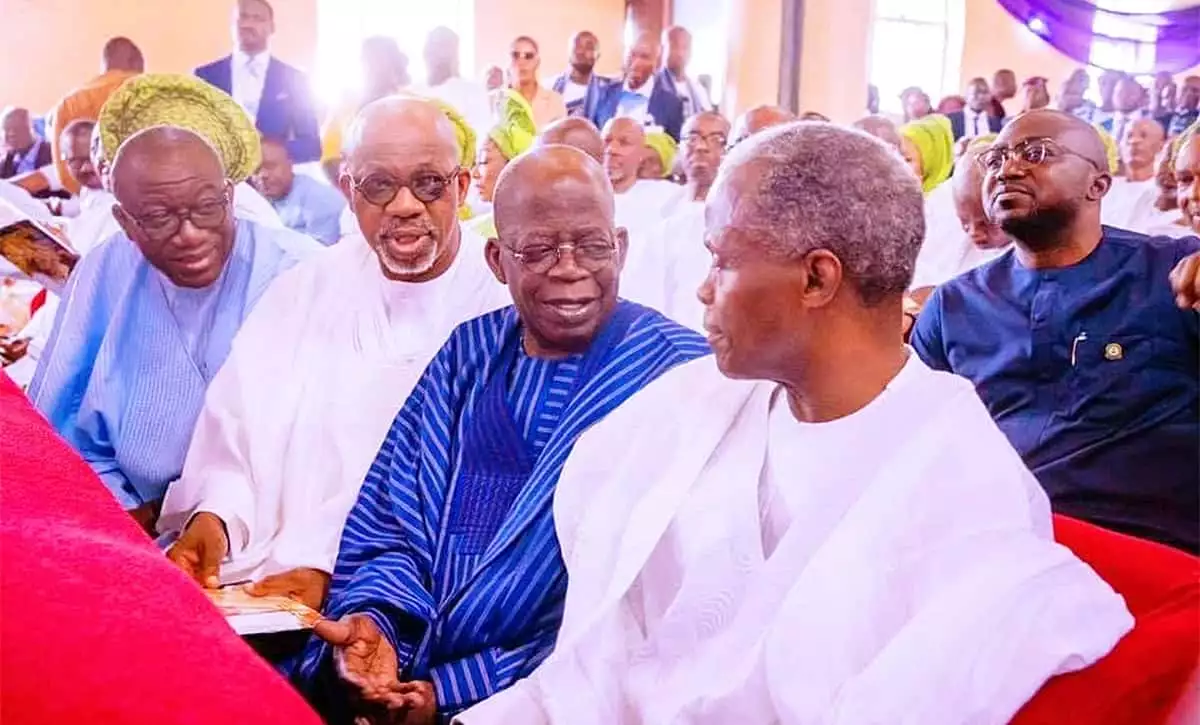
[29,118,317,533]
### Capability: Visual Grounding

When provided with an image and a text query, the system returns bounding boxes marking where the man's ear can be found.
[1089,171,1113,202]
[485,236,507,285]
[613,227,630,271]
[801,249,844,309]
[112,204,137,241]
[455,167,472,204]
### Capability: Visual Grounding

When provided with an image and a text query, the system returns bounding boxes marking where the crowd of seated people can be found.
[2,1,1198,723]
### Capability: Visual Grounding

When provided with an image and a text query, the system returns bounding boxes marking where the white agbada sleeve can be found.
[1100,177,1184,236]
[157,248,327,560]
[160,232,509,582]
[618,202,708,332]
[459,356,1132,725]
[911,182,967,290]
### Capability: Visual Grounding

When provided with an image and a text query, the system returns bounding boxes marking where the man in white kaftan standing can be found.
[159,97,509,608]
[624,110,730,330]
[458,123,1132,724]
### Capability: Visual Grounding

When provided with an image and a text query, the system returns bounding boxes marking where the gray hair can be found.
[722,122,925,305]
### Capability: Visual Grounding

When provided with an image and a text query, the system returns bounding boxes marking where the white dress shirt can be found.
[231,50,271,120]
[963,108,988,139]
[669,71,713,117]
[615,77,656,126]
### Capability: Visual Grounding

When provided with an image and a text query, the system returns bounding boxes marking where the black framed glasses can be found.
[978,138,1101,174]
[349,168,461,207]
[125,190,231,241]
[505,239,617,274]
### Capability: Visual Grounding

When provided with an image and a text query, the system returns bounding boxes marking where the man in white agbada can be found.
[910,139,1012,292]
[458,123,1132,725]
[624,111,730,331]
[602,117,687,235]
[1101,117,1181,235]
[160,97,509,608]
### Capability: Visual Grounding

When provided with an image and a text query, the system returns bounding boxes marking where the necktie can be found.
[244,59,262,118]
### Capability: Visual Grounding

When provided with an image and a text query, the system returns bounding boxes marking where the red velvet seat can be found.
[1011,515,1199,725]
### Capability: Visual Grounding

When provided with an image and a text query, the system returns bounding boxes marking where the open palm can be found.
[314,615,401,701]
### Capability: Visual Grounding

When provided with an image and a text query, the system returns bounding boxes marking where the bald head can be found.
[537,117,604,162]
[951,146,1009,251]
[995,109,1108,171]
[343,96,459,171]
[494,145,613,232]
[986,110,1112,249]
[61,120,101,190]
[111,126,224,201]
[853,115,903,154]
[731,105,796,147]
[487,144,624,358]
[102,36,144,72]
[1122,116,1166,178]
[601,118,647,190]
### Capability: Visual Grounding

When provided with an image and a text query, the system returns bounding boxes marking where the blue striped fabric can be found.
[294,300,709,723]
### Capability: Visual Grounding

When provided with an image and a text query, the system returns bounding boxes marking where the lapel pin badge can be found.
[1104,342,1123,361]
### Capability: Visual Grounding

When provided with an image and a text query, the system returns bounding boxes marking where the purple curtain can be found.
[996,0,1200,73]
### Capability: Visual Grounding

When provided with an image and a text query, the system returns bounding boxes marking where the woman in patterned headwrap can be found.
[469,90,536,237]
[473,90,536,204]
[899,114,954,194]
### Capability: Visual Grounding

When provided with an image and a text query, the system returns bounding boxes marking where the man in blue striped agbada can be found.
[295,144,710,724]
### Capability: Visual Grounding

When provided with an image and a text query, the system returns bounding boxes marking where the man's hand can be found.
[1170,251,1200,310]
[314,615,403,703]
[128,498,163,538]
[166,512,228,588]
[350,681,438,725]
[0,337,29,365]
[246,568,331,610]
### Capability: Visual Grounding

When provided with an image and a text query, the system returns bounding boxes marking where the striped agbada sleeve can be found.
[427,605,563,714]
[309,395,440,672]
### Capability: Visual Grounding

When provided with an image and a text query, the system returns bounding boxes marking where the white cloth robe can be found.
[614,180,689,238]
[621,201,709,332]
[158,230,512,582]
[460,355,1133,725]
[1100,177,1183,236]
[911,182,1009,290]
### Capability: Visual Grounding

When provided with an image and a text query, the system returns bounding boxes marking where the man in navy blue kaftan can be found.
[295,145,710,724]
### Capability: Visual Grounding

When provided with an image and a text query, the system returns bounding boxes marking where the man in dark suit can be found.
[194,0,320,162]
[591,32,684,141]
[947,78,1004,142]
[657,26,714,120]
[1,108,52,180]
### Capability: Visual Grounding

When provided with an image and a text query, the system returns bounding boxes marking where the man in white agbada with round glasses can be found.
[457,122,1132,725]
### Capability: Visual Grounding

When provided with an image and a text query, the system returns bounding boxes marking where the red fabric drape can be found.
[0,374,323,725]
[1013,515,1200,725]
